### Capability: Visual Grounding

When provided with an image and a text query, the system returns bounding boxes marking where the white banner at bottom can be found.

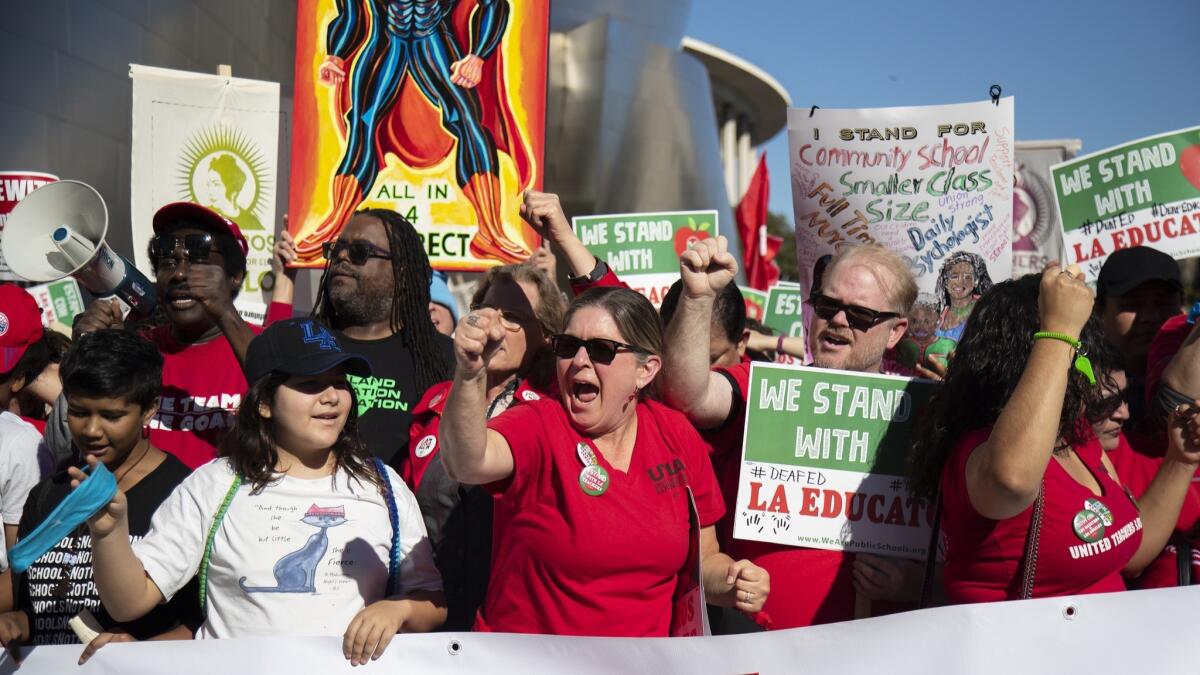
[4,586,1195,674]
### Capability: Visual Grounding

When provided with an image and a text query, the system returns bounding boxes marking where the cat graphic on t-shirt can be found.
[239,504,347,594]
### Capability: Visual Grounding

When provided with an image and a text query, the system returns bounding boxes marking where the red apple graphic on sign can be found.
[673,217,712,255]
[1181,144,1200,192]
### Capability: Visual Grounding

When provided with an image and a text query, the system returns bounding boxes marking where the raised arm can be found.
[439,309,516,484]
[519,191,601,281]
[1119,405,1200,574]
[69,466,165,622]
[966,264,1095,520]
[662,236,739,429]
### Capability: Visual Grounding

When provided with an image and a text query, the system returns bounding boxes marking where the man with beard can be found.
[311,209,454,466]
[662,239,920,629]
[70,203,256,468]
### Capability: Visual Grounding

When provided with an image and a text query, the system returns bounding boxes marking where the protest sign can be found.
[739,286,768,322]
[131,65,280,325]
[1012,141,1080,277]
[789,98,1014,302]
[10,587,1200,674]
[761,284,805,339]
[572,211,719,307]
[733,363,937,559]
[1053,125,1200,280]
[24,278,84,333]
[0,172,58,282]
[287,0,549,271]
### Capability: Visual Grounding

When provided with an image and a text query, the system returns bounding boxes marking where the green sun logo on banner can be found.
[177,125,271,231]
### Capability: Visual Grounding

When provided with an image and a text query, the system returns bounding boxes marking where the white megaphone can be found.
[1,180,157,317]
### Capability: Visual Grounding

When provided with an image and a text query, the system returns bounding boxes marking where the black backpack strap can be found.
[1175,534,1193,586]
[918,491,942,609]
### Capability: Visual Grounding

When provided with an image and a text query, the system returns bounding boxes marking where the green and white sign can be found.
[131,64,281,325]
[739,286,768,322]
[733,363,937,560]
[1054,125,1200,281]
[25,278,85,332]
[762,284,806,339]
[573,210,718,306]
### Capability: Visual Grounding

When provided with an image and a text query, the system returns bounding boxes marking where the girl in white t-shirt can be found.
[75,318,445,666]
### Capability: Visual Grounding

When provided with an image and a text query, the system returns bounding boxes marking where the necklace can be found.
[113,439,153,489]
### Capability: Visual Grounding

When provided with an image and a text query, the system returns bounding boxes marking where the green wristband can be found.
[1033,331,1096,385]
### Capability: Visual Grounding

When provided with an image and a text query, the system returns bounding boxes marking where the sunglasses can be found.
[323,239,393,266]
[806,293,900,332]
[470,303,536,331]
[550,334,648,365]
[150,233,214,263]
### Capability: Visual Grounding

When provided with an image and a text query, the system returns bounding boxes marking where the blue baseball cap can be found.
[429,271,458,322]
[245,318,372,384]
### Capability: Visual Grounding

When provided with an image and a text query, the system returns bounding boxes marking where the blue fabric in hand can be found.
[9,463,117,573]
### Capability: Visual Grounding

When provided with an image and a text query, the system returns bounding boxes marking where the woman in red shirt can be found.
[440,286,770,636]
[910,264,1200,602]
[404,262,566,631]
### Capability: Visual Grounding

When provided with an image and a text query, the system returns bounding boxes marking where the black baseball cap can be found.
[245,318,371,384]
[1096,247,1182,300]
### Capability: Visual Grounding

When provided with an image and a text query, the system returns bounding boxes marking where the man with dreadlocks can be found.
[311,209,455,466]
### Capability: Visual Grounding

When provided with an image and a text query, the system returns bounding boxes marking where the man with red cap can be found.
[0,284,52,606]
[69,202,258,468]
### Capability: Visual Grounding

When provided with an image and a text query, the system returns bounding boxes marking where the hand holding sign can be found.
[1166,402,1200,466]
[454,308,506,379]
[679,235,737,299]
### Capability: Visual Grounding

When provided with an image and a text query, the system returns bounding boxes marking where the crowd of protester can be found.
[0,189,1198,664]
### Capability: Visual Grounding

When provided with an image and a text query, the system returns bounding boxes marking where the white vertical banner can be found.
[130,64,280,325]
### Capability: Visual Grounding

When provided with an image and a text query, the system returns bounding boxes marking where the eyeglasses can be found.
[550,334,648,365]
[806,293,900,332]
[322,240,393,266]
[150,233,214,264]
[470,303,535,331]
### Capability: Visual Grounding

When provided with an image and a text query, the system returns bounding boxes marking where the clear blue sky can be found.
[686,0,1200,219]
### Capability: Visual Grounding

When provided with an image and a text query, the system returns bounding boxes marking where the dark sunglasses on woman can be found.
[806,293,900,332]
[550,334,648,365]
[150,233,214,263]
[322,239,393,266]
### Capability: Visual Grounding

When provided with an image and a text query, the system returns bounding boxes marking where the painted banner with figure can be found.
[288,0,550,271]
[1012,141,1081,277]
[733,363,937,560]
[9,586,1199,674]
[572,211,719,307]
[130,65,280,325]
[789,98,1014,349]
[1053,126,1200,281]
[0,172,58,282]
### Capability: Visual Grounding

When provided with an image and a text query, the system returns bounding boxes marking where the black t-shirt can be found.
[15,454,201,645]
[336,330,453,465]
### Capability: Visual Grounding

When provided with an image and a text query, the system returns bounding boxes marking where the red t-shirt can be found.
[941,428,1142,602]
[1144,313,1190,409]
[404,379,551,490]
[478,397,724,636]
[146,324,259,469]
[704,360,859,629]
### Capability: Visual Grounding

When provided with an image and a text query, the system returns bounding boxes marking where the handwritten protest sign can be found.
[739,286,767,322]
[572,211,718,306]
[1053,126,1200,280]
[733,363,937,560]
[762,285,805,339]
[788,99,1014,300]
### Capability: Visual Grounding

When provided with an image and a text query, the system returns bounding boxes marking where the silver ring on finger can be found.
[467,314,481,327]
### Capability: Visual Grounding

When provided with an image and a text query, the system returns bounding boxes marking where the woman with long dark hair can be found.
[76,318,444,665]
[911,264,1200,602]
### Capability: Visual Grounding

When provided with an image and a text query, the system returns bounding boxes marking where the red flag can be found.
[736,154,779,290]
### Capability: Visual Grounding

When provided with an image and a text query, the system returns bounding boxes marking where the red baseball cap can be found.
[0,284,44,375]
[152,202,249,256]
